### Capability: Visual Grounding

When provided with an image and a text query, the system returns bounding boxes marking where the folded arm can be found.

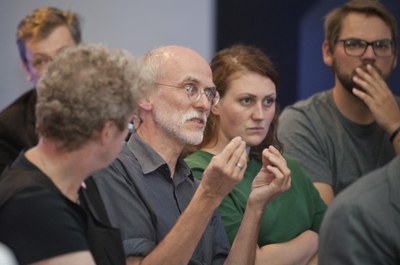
[255,230,318,265]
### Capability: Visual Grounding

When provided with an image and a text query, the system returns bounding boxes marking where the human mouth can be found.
[190,117,205,127]
[183,112,207,129]
[248,127,265,133]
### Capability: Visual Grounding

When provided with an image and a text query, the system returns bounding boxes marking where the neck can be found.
[332,85,374,124]
[201,141,225,156]
[137,123,183,178]
[201,133,251,157]
[25,141,91,202]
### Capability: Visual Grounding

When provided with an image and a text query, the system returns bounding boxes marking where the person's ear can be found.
[138,97,153,111]
[322,41,333,67]
[392,55,397,70]
[211,102,220,116]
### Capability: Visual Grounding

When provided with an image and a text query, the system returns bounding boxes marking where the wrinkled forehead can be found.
[159,47,214,87]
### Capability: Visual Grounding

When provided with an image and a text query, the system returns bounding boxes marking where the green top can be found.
[185,150,327,246]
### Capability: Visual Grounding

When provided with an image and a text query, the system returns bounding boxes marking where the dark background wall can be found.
[216,0,400,109]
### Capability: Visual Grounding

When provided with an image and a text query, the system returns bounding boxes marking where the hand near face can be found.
[352,64,400,133]
[249,146,291,207]
[200,136,247,200]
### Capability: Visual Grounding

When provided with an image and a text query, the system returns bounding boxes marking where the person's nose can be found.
[251,103,265,120]
[361,44,376,58]
[192,90,211,113]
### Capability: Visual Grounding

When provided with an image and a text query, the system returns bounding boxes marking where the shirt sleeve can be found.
[92,160,157,257]
[0,187,88,264]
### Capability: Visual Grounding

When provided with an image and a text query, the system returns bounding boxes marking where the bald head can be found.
[140,45,212,84]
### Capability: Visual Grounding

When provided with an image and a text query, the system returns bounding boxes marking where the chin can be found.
[245,138,264,147]
[182,133,204,145]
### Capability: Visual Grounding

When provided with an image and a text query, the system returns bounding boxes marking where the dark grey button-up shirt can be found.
[92,133,229,265]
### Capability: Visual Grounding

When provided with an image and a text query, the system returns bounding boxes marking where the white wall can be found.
[0,0,215,110]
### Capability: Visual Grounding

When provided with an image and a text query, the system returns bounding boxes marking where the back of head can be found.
[36,44,151,151]
[16,7,82,65]
[324,0,398,54]
[197,45,282,157]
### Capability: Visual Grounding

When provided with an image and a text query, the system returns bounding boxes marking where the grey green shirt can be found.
[278,90,398,194]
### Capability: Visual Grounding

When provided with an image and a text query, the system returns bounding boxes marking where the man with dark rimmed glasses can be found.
[278,0,400,206]
[335,38,395,58]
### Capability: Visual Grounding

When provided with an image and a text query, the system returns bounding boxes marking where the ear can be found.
[392,55,397,70]
[210,102,221,116]
[322,41,333,67]
[138,97,153,111]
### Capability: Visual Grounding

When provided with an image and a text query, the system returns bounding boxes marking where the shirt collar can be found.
[126,132,193,181]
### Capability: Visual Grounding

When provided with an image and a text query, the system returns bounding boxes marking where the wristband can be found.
[389,126,400,143]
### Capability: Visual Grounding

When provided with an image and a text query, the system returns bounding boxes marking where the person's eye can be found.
[263,97,276,107]
[184,84,197,96]
[204,88,216,99]
[240,97,254,105]
[31,57,51,68]
[346,40,365,48]
[374,40,390,50]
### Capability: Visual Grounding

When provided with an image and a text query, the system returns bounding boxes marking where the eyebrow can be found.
[31,53,52,58]
[182,76,216,89]
[238,92,277,98]
[181,76,200,84]
[32,45,71,58]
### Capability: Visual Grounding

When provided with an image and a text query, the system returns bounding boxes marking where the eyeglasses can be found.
[335,38,395,58]
[155,82,220,106]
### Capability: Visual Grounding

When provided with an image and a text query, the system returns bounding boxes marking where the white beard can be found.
[153,103,207,145]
